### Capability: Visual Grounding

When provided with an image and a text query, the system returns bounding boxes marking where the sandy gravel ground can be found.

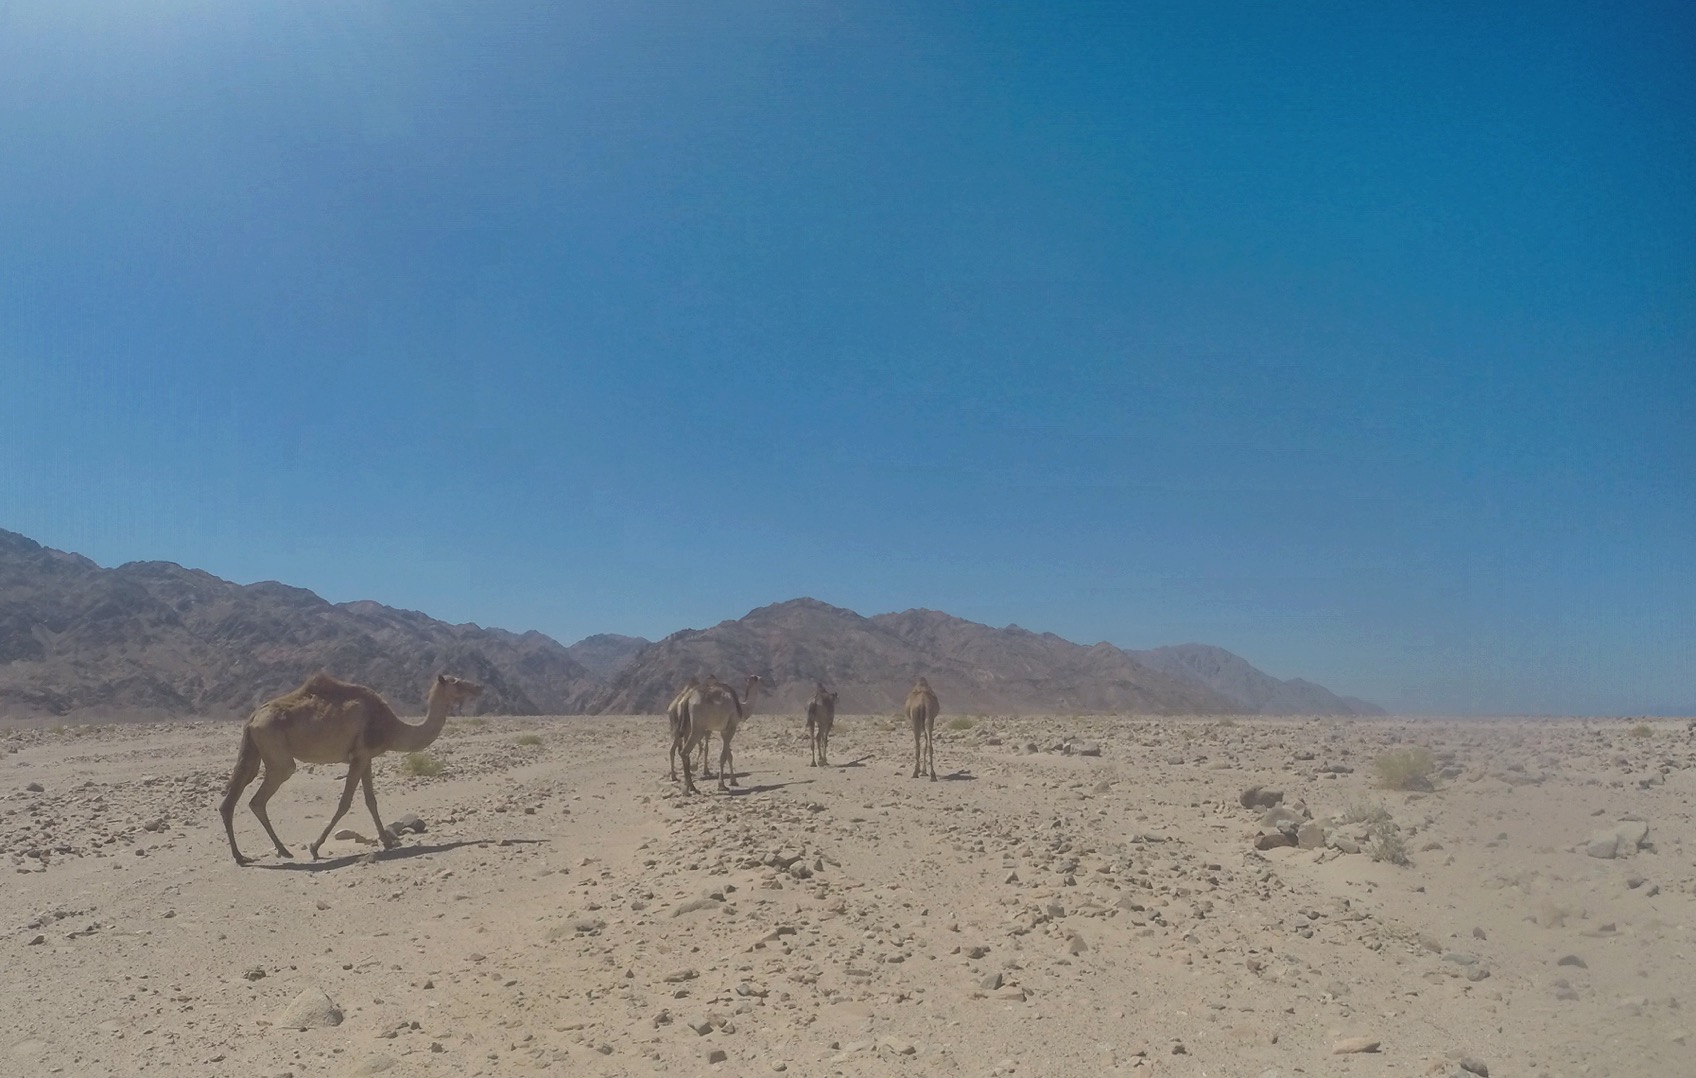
[4,711,1693,1078]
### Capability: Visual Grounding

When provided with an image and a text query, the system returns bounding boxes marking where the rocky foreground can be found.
[3,713,1693,1077]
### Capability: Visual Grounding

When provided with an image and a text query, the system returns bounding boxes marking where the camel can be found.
[904,676,940,781]
[219,672,483,866]
[806,682,839,767]
[666,677,713,780]
[678,674,762,795]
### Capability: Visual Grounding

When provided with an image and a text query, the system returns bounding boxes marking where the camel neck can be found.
[391,692,454,753]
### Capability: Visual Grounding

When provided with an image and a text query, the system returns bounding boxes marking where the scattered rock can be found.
[1331,1036,1380,1054]
[1241,786,1284,810]
[1586,820,1649,859]
[271,987,344,1030]
[387,813,427,836]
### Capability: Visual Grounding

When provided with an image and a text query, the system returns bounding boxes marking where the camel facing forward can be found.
[904,676,940,781]
[806,682,838,767]
[219,672,482,866]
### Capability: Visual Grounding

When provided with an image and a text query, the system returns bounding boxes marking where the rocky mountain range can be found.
[0,528,1380,720]
[586,599,1381,717]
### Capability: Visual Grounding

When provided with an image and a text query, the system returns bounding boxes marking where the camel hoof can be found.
[308,845,322,860]
[277,848,295,859]
[233,855,253,867]
[380,835,399,850]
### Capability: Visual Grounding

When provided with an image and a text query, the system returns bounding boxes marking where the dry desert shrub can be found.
[1630,723,1653,738]
[1374,746,1437,791]
[1340,800,1394,827]
[516,733,544,747]
[1367,819,1411,865]
[946,716,975,731]
[402,751,445,778]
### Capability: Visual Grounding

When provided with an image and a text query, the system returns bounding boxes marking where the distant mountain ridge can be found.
[0,529,601,718]
[0,529,1380,719]
[1131,643,1384,717]
[588,599,1377,717]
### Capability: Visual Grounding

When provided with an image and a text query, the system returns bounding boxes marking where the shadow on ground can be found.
[251,838,544,871]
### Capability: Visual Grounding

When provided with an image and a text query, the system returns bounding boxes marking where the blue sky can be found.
[1,2,1691,715]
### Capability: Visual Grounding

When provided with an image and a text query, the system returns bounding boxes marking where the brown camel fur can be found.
[904,676,940,781]
[666,677,706,781]
[678,674,762,795]
[219,672,482,866]
[806,682,839,767]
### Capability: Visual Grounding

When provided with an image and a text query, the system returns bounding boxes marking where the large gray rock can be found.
[1240,786,1284,810]
[1260,806,1306,832]
[1586,820,1650,859]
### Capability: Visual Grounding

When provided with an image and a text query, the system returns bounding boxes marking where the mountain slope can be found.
[1,529,1381,719]
[1132,643,1386,716]
[563,634,652,679]
[0,530,599,718]
[590,600,1251,716]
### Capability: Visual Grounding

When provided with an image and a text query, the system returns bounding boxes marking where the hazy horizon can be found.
[2,3,1691,716]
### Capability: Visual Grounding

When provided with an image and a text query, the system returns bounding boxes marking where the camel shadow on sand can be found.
[724,778,814,797]
[251,838,544,872]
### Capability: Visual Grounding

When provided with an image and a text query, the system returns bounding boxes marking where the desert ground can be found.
[3,709,1693,1078]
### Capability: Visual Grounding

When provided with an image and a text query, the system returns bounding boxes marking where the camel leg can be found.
[309,760,366,859]
[927,716,937,780]
[220,732,263,866]
[358,762,395,850]
[248,756,298,859]
[680,734,700,796]
[911,722,923,778]
[699,731,714,779]
[719,732,737,790]
[821,724,830,767]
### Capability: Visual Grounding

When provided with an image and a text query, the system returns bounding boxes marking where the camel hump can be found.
[289,673,391,712]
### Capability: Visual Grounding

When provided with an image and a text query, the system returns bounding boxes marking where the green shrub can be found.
[1374,746,1437,791]
[402,752,445,778]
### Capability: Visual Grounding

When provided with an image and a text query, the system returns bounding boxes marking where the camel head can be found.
[914,677,931,692]
[430,674,483,714]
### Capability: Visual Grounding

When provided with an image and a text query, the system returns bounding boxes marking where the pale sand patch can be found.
[2,713,1692,1076]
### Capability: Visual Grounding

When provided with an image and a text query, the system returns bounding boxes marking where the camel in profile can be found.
[219,673,482,866]
[806,682,839,767]
[678,674,762,795]
[904,676,940,781]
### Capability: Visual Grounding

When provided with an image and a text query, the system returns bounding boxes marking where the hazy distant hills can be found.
[0,529,601,718]
[1132,643,1385,718]
[587,599,1377,717]
[0,529,1380,719]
